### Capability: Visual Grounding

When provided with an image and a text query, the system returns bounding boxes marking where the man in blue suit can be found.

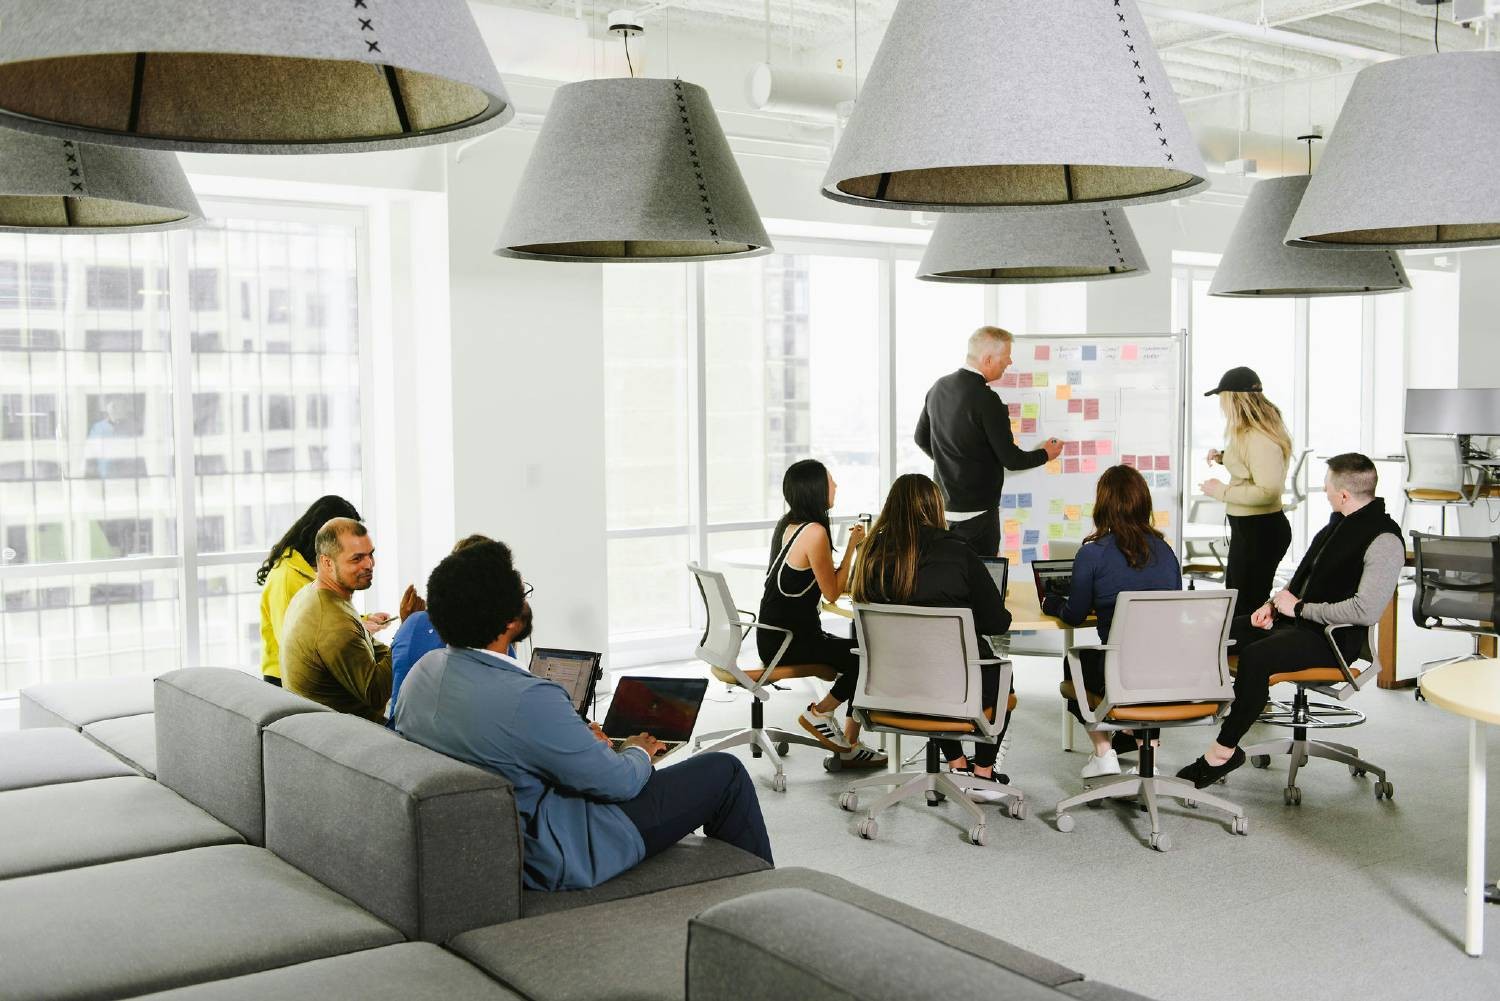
[395,540,772,891]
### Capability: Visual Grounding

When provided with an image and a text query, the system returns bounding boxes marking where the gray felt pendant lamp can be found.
[0,0,512,153]
[822,0,1208,212]
[1211,138,1410,298]
[0,129,200,233]
[917,208,1148,284]
[1287,52,1500,250]
[495,78,771,263]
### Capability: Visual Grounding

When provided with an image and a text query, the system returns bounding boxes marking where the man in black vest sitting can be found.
[1178,452,1404,788]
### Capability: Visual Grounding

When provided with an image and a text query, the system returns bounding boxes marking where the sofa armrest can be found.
[686,888,1076,1001]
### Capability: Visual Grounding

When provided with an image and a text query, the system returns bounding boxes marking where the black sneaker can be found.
[1175,748,1246,790]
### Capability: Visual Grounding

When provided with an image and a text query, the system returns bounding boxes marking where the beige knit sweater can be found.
[1219,430,1288,517]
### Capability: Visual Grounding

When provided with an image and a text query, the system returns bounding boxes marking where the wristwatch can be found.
[1293,600,1305,619]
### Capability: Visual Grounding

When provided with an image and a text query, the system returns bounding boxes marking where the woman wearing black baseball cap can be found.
[1199,367,1293,617]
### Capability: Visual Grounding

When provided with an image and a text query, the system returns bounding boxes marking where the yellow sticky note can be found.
[1066,522,1083,537]
[1005,550,1021,565]
[1049,499,1065,516]
[1033,372,1050,387]
[1003,519,1022,534]
[1046,460,1063,475]
[1064,505,1082,522]
[1021,403,1040,419]
[1153,510,1171,528]
[1048,523,1065,540]
[1055,384,1072,400]
[1083,503,1095,517]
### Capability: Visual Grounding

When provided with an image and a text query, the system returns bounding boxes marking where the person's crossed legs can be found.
[615,751,773,865]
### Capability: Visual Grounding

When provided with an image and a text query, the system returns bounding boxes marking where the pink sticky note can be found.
[1122,344,1139,361]
[1019,373,1034,388]
[1068,399,1083,414]
[1122,454,1137,468]
[1021,418,1037,434]
[1137,456,1154,470]
[1082,457,1098,473]
[1084,399,1101,420]
[1155,455,1171,470]
[1034,345,1051,360]
[1064,441,1079,456]
[999,373,1018,388]
[1008,402,1021,417]
[1081,440,1096,456]
[1064,458,1080,474]
[1097,439,1114,455]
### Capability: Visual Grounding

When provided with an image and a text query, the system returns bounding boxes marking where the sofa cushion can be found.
[126,943,523,1001]
[0,728,133,792]
[1058,983,1157,1001]
[83,712,157,777]
[0,776,242,879]
[263,712,522,942]
[686,888,1070,1001]
[448,867,1081,1001]
[19,675,154,729]
[523,836,771,918]
[0,844,402,1001]
[154,668,329,844]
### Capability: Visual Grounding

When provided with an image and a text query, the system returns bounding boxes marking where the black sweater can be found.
[915,368,1048,513]
[860,527,1012,657]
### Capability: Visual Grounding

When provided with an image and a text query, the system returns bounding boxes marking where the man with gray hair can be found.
[280,517,394,721]
[915,325,1064,556]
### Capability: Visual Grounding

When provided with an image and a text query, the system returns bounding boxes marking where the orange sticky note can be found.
[1064,505,1082,521]
[1003,519,1022,535]
[1153,510,1171,528]
[1046,460,1063,475]
[1055,384,1072,400]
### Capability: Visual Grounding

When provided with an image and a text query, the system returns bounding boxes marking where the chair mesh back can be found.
[1404,436,1464,494]
[688,564,746,669]
[1411,534,1500,625]
[854,606,975,715]
[1105,592,1234,704]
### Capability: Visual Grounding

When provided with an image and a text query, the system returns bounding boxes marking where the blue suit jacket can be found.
[394,645,650,890]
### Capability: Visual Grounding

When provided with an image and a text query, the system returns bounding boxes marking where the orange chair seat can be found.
[865,695,1014,734]
[1408,488,1465,502]
[1227,663,1360,685]
[711,663,838,687]
[1060,680,1218,722]
[1058,681,1102,709]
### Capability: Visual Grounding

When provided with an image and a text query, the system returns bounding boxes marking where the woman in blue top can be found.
[1043,465,1181,779]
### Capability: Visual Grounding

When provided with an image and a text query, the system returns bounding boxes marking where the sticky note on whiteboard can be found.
[1082,345,1098,361]
[1021,402,1040,419]
[1048,523,1065,540]
[1064,505,1081,521]
[1034,345,1051,360]
[1018,493,1033,507]
[1022,547,1037,563]
[1047,460,1063,475]
[1056,384,1072,400]
[1082,457,1098,473]
[1033,372,1050,387]
[1004,519,1022,534]
[1021,418,1037,434]
[1024,529,1040,545]
[1068,399,1083,414]
[1153,510,1171,528]
[1049,498,1065,516]
[1122,344,1140,360]
[1097,439,1114,455]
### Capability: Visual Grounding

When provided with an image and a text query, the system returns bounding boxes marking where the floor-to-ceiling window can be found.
[0,207,369,693]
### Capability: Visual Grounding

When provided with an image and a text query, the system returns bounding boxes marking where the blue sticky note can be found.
[1024,529,1040,545]
[1001,494,1018,509]
[1082,345,1097,361]
[1018,492,1033,507]
[1022,547,1038,563]
[1068,370,1082,385]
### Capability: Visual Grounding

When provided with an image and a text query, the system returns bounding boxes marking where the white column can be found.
[1466,718,1487,957]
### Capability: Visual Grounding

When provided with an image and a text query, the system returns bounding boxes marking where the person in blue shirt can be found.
[395,539,772,891]
[386,534,518,726]
[1043,464,1182,780]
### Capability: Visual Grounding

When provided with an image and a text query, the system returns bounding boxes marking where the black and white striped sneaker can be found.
[837,742,888,769]
[797,705,852,752]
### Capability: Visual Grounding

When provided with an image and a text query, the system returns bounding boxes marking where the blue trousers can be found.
[616,751,774,866]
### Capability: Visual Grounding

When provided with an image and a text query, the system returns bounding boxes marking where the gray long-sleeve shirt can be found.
[1299,532,1404,627]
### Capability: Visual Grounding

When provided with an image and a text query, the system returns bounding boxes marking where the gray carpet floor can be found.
[650,655,1500,1001]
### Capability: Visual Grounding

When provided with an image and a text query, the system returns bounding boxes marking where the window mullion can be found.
[166,229,200,667]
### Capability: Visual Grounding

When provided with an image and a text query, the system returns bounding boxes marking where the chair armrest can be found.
[721,622,793,701]
[1321,622,1367,686]
[1064,649,1101,725]
[1065,643,1114,655]
[736,609,759,623]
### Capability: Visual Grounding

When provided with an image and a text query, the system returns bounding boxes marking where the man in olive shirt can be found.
[281,517,394,721]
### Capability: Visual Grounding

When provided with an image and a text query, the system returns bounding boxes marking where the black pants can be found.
[936,663,1012,769]
[759,629,861,704]
[1216,615,1362,748]
[616,751,773,866]
[947,511,1000,558]
[1061,649,1106,725]
[263,675,282,688]
[1225,511,1291,618]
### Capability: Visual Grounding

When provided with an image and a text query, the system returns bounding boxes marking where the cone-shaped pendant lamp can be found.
[1287,52,1500,250]
[0,0,512,153]
[0,129,200,233]
[823,0,1208,212]
[495,78,771,263]
[1212,174,1409,297]
[918,208,1148,284]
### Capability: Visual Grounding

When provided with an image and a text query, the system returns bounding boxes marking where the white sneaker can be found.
[1081,751,1122,779]
[963,771,1012,804]
[797,705,852,752]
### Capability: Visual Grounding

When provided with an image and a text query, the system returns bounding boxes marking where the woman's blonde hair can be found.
[851,474,947,604]
[1220,391,1292,463]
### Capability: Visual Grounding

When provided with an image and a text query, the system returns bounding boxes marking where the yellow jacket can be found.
[259,550,316,679]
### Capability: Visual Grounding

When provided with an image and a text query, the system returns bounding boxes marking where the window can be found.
[266,288,291,324]
[0,209,369,694]
[894,259,986,476]
[306,293,327,328]
[0,261,18,305]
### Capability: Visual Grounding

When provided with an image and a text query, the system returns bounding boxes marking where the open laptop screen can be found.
[1032,559,1075,603]
[602,677,708,744]
[981,556,1009,598]
[529,648,600,711]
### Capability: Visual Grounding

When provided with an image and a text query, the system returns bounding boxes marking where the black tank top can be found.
[756,523,823,662]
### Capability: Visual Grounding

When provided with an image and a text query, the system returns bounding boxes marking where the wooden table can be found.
[1417,659,1500,957]
[823,581,1097,752]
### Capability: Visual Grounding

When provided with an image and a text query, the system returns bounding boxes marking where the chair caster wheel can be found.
[1349,764,1367,778]
[925,791,945,806]
[1250,755,1270,769]
[967,825,988,847]
[770,773,787,793]
[1283,786,1302,806]
[775,741,790,757]
[822,755,842,773]
[1299,753,1310,767]
[750,746,763,758]
[1150,832,1172,853]
[856,818,878,840]
[1232,816,1249,836]
[1007,798,1027,820]
[1183,798,1197,809]
[1375,780,1394,800]
[1055,813,1075,833]
[838,792,859,813]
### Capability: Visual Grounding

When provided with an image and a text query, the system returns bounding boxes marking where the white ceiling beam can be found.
[1138,1,1395,62]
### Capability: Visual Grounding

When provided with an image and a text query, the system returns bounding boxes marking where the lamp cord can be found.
[624,32,635,77]
[1435,1,1441,53]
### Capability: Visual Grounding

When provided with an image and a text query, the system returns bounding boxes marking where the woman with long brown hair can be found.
[1045,465,1182,779]
[849,473,1015,802]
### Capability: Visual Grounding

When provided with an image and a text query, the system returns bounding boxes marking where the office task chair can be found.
[1410,532,1499,685]
[1054,590,1247,852]
[1282,447,1313,512]
[687,563,836,793]
[1402,435,1484,534]
[1240,621,1392,804]
[839,604,1024,847]
[1182,496,1228,589]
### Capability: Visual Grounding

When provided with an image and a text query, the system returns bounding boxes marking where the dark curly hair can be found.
[257,494,361,586]
[426,540,523,649]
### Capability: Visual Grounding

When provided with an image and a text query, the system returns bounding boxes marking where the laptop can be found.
[529,648,602,714]
[980,556,1010,649]
[601,676,709,760]
[1032,558,1075,605]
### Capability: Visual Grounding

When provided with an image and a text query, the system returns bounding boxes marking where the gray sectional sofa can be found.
[3,668,1151,1001]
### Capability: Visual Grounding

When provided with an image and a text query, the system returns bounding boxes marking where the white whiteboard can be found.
[992,333,1185,566]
